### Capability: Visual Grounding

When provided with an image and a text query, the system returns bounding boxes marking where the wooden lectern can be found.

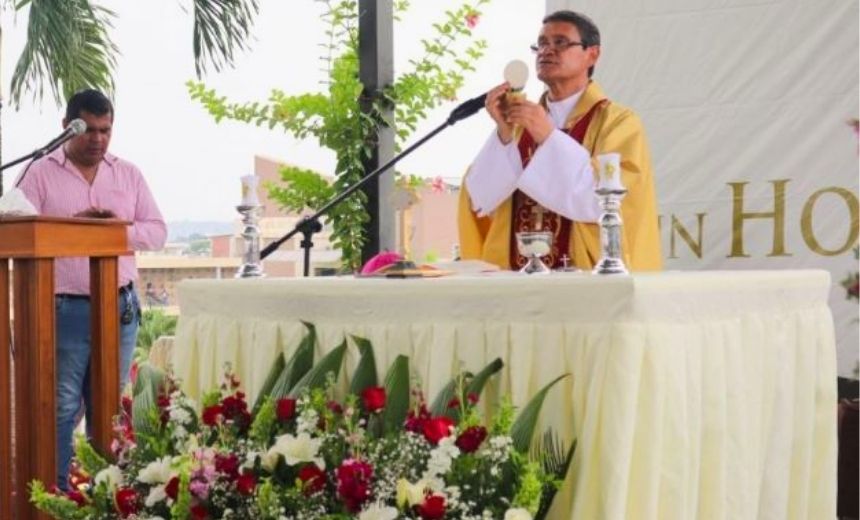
[0,216,130,520]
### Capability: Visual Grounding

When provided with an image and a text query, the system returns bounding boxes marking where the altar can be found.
[171,270,837,519]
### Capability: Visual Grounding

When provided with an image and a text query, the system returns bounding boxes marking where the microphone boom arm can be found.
[260,93,486,272]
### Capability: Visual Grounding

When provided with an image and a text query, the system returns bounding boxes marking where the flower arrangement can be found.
[31,324,574,519]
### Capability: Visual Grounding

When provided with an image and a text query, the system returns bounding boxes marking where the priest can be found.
[458,10,662,271]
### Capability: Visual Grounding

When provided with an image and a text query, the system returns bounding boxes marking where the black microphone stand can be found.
[260,93,486,276]
[0,149,43,174]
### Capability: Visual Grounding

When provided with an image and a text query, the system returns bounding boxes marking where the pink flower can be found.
[189,479,210,500]
[430,176,445,193]
[465,12,480,29]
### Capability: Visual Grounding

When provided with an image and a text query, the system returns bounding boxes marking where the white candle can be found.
[240,175,260,206]
[596,153,625,190]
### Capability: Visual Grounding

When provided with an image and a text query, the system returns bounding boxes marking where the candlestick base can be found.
[592,186,629,276]
[235,204,265,278]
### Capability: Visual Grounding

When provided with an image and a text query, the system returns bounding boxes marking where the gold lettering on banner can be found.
[670,213,706,259]
[728,179,791,258]
[800,187,860,256]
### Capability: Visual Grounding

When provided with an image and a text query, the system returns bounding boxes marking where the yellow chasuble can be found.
[457,81,663,271]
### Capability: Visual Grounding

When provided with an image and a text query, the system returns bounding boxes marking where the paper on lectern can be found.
[0,187,37,216]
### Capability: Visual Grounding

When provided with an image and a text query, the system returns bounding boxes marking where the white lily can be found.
[94,465,123,490]
[144,485,167,507]
[137,456,173,484]
[358,502,399,520]
[504,508,533,520]
[396,478,432,508]
[267,432,325,469]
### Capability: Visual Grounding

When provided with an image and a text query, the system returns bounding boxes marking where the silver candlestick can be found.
[235,204,265,278]
[592,185,629,275]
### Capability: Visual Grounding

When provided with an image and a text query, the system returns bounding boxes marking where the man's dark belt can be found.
[56,281,134,300]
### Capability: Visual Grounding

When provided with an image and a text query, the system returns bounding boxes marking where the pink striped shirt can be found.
[17,146,167,295]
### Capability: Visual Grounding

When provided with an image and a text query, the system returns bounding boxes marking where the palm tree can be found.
[0,0,259,194]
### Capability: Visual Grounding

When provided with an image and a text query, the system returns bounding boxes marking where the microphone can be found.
[7,118,88,186]
[34,118,87,159]
[447,93,488,124]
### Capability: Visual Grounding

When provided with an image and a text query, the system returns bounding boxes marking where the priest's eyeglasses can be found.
[530,39,585,53]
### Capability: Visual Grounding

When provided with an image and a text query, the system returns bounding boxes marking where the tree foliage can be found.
[6,0,260,108]
[188,0,489,270]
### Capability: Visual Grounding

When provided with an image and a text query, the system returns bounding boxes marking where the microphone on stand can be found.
[34,118,87,160]
[260,90,490,272]
[0,118,88,188]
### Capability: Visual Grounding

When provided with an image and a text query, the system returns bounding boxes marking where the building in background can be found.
[136,155,462,310]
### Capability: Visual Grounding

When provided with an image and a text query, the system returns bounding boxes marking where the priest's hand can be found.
[485,82,515,144]
[505,98,554,145]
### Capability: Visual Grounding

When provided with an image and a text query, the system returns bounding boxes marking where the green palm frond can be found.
[10,0,117,107]
[531,430,577,520]
[191,0,259,76]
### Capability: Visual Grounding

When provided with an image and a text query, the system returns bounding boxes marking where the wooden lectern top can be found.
[0,215,131,258]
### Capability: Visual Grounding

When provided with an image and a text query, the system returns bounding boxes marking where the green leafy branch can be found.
[188,0,490,270]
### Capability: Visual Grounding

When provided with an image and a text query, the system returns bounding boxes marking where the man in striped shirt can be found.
[17,89,167,490]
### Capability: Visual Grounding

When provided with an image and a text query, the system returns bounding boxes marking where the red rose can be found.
[298,463,327,495]
[190,503,209,520]
[422,417,454,445]
[221,393,251,432]
[157,393,171,424]
[66,489,87,507]
[455,425,488,453]
[447,397,460,409]
[416,493,446,519]
[68,463,91,488]
[327,400,344,415]
[336,459,373,512]
[361,386,387,413]
[114,487,139,518]
[276,398,297,422]
[201,404,222,426]
[121,395,133,418]
[236,473,257,496]
[467,393,479,405]
[215,453,240,478]
[165,476,180,500]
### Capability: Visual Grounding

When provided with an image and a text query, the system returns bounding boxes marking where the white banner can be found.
[549,0,859,375]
